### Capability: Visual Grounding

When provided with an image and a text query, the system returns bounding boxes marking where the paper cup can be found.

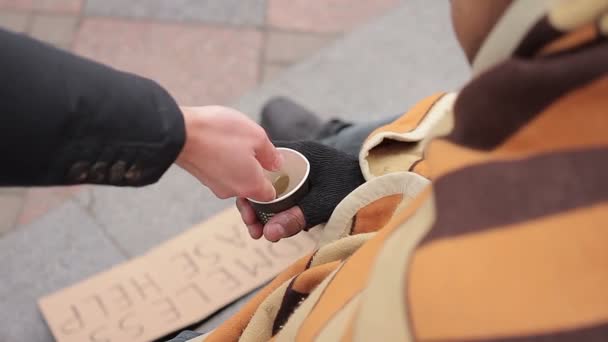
[247,148,310,224]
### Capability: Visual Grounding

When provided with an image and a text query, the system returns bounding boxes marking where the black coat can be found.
[0,29,185,187]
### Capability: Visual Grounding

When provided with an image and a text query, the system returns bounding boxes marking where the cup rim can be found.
[248,147,310,205]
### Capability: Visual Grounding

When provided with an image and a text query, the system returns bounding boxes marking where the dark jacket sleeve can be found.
[0,29,185,187]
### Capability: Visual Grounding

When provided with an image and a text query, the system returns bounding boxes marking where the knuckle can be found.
[284,210,305,232]
[252,127,268,145]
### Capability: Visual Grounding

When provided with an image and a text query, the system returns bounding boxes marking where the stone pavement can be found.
[0,0,401,237]
[0,0,470,340]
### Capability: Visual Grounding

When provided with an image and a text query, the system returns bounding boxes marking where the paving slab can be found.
[0,10,28,32]
[85,0,266,26]
[262,62,287,81]
[267,0,400,33]
[74,18,262,105]
[0,191,24,236]
[0,202,125,342]
[236,0,469,122]
[84,166,233,257]
[29,13,78,49]
[0,0,82,13]
[17,186,82,226]
[265,31,337,64]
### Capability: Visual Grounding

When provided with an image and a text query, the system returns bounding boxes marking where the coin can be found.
[272,174,290,198]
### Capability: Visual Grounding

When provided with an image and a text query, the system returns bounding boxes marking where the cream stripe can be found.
[275,266,342,342]
[359,93,457,180]
[318,172,429,247]
[353,195,436,342]
[315,293,362,341]
[310,233,374,267]
[549,0,608,31]
[472,0,554,75]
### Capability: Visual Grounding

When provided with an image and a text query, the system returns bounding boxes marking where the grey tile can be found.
[85,0,267,26]
[234,0,469,123]
[0,202,125,341]
[262,62,287,81]
[265,31,336,64]
[85,166,233,257]
[0,193,24,236]
[0,11,29,33]
[29,14,78,49]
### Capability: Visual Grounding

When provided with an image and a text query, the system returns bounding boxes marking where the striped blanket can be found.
[203,0,608,340]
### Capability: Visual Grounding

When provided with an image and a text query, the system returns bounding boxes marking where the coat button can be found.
[109,161,127,184]
[67,161,90,183]
[124,164,142,183]
[89,162,108,183]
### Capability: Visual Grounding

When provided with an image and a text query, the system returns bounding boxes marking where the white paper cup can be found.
[247,148,310,224]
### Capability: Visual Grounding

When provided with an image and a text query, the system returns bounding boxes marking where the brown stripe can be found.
[348,215,357,235]
[463,322,608,342]
[428,75,608,180]
[409,158,423,172]
[449,41,608,150]
[272,261,341,337]
[422,147,608,245]
[272,278,308,336]
[304,252,314,269]
[514,16,563,57]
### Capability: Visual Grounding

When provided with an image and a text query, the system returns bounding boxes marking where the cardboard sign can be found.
[38,208,319,342]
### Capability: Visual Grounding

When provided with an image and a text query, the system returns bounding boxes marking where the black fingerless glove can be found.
[275,141,365,228]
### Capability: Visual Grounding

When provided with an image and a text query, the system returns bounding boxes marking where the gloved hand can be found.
[236,140,365,242]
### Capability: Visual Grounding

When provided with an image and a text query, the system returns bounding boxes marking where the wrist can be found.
[176,107,201,169]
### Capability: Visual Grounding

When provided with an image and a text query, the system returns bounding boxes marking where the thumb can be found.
[254,135,283,171]
[263,206,306,242]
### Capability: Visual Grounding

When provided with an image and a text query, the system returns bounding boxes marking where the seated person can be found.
[176,0,608,340]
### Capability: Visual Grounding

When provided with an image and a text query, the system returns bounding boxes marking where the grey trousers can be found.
[166,330,203,342]
[319,116,398,156]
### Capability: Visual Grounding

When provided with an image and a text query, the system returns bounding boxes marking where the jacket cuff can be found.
[52,77,186,187]
[133,82,186,186]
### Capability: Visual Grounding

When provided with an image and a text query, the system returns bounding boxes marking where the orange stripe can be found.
[352,194,403,234]
[365,93,445,140]
[292,261,341,293]
[409,203,608,340]
[429,76,608,179]
[411,159,431,179]
[296,190,430,341]
[538,24,598,56]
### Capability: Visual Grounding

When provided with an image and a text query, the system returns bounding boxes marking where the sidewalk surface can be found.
[0,1,469,340]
